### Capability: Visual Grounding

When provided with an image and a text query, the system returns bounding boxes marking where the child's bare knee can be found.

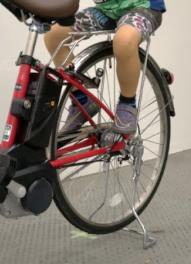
[113,25,141,57]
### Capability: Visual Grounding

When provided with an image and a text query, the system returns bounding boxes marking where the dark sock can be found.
[72,90,88,105]
[119,94,136,108]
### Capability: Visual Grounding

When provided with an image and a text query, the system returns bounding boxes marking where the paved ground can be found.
[0,149,191,264]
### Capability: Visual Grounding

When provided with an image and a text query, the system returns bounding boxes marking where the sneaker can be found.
[60,98,100,133]
[112,103,137,134]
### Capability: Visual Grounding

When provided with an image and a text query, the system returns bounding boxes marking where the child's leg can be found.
[44,7,116,67]
[113,24,141,98]
[113,9,162,98]
[112,9,162,134]
[44,25,73,67]
[45,8,116,133]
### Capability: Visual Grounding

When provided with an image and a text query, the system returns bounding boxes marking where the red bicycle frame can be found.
[1,64,31,149]
[49,67,129,168]
[0,61,129,169]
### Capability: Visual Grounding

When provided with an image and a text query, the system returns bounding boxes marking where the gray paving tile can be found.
[0,150,191,264]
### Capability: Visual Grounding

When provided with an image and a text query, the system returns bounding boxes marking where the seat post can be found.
[24,25,39,57]
[23,19,51,57]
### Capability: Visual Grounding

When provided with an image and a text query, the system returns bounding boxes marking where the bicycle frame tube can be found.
[50,139,126,169]
[1,28,38,149]
[49,67,130,169]
[1,64,31,149]
[58,68,114,119]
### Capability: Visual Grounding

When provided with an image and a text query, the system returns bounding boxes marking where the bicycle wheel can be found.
[51,41,171,234]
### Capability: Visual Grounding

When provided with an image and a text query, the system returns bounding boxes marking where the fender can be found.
[73,41,175,117]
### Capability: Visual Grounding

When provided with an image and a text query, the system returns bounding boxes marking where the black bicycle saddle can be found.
[12,0,79,18]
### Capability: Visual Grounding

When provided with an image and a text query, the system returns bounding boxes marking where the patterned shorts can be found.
[73,7,162,41]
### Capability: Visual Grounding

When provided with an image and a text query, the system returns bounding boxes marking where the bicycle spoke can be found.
[140,97,157,111]
[89,161,110,220]
[139,106,159,121]
[143,138,163,145]
[143,131,163,140]
[141,101,169,135]
[144,145,161,158]
[110,162,132,208]
[142,161,158,174]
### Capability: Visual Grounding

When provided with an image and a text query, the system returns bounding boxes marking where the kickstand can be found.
[125,179,157,249]
[123,226,157,249]
[123,139,157,249]
[123,202,157,250]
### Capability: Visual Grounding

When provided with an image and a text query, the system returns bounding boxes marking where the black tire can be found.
[51,43,171,234]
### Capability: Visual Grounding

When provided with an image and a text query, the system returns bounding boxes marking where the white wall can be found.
[0,1,190,153]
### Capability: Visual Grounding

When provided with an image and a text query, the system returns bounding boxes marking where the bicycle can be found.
[0,0,175,249]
